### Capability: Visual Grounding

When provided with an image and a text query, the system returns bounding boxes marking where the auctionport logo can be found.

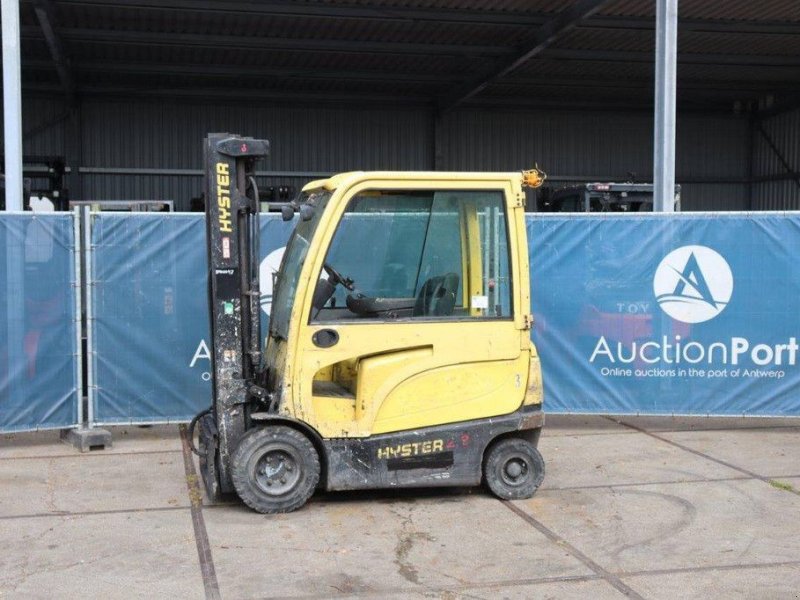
[653,245,733,324]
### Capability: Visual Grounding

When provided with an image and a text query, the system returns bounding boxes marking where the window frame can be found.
[307,187,516,326]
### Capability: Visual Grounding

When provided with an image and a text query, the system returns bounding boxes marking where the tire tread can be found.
[483,437,545,500]
[231,426,321,514]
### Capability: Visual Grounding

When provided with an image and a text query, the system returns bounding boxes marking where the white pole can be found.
[653,0,678,212]
[73,207,84,426]
[2,0,23,211]
[82,206,95,427]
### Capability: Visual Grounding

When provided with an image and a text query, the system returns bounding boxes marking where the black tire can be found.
[231,426,321,514]
[483,437,545,500]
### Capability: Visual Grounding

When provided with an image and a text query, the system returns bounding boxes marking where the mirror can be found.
[299,204,315,221]
[281,205,295,221]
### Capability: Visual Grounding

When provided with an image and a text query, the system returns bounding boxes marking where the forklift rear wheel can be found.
[231,426,321,513]
[483,437,545,500]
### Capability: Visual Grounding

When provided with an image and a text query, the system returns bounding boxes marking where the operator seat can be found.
[413,273,460,317]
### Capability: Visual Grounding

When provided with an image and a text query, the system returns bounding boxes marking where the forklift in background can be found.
[193,133,547,513]
[537,181,681,212]
[1,155,68,211]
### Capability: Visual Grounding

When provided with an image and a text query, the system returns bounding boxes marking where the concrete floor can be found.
[1,415,799,599]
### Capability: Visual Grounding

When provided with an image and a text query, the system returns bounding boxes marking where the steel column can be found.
[2,0,24,211]
[653,0,678,213]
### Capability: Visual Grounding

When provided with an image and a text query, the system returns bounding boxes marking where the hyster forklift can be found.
[193,133,546,513]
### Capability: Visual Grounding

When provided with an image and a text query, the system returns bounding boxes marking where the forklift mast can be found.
[204,133,270,494]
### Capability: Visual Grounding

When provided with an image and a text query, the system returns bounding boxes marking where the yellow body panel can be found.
[372,354,530,434]
[298,320,523,437]
[268,170,543,439]
[312,394,355,423]
[524,343,544,406]
[355,347,433,422]
[461,201,484,317]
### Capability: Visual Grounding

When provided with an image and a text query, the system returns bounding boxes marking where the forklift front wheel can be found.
[483,437,545,500]
[231,426,321,513]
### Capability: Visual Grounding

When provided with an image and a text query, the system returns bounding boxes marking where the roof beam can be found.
[438,94,730,114]
[23,1,800,35]
[23,108,73,139]
[544,48,800,67]
[25,0,550,26]
[31,0,75,101]
[756,120,800,188]
[23,82,739,113]
[20,26,512,58]
[23,82,433,106]
[22,25,800,67]
[588,16,800,36]
[24,59,464,84]
[438,0,608,112]
[497,76,799,94]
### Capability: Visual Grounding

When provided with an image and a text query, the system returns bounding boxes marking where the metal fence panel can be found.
[0,213,80,432]
[530,212,800,416]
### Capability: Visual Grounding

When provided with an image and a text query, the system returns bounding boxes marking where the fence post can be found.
[73,207,83,426]
[83,206,95,428]
[60,208,113,451]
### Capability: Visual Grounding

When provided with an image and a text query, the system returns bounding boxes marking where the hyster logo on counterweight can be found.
[653,245,733,324]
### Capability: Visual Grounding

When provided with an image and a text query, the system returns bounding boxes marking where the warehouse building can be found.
[12,0,800,211]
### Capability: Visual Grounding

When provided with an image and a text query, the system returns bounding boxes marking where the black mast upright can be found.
[202,133,269,496]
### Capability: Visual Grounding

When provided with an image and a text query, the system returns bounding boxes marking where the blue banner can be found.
[89,212,800,424]
[530,214,800,416]
[90,214,294,424]
[0,214,79,432]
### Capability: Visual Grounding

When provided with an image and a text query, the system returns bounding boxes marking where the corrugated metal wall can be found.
[752,107,800,210]
[438,109,749,211]
[22,97,69,154]
[16,96,752,211]
[78,99,432,208]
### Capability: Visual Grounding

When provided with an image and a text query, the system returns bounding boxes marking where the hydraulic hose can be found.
[187,407,213,456]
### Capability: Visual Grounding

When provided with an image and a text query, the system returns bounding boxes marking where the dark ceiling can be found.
[19,0,800,114]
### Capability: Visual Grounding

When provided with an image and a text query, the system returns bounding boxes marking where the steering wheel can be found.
[323,262,355,291]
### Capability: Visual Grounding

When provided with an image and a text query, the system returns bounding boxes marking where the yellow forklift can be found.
[192,133,546,513]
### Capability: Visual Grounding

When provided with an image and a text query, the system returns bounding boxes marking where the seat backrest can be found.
[413,273,460,317]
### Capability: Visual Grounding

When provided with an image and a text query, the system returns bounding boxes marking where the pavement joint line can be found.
[605,417,800,498]
[262,574,605,600]
[543,424,800,438]
[202,501,242,509]
[0,449,184,461]
[0,505,191,521]
[503,501,647,600]
[618,559,800,579]
[179,424,222,600]
[621,425,800,434]
[540,474,754,492]
[543,430,636,438]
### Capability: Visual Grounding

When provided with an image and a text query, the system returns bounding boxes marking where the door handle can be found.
[312,329,339,348]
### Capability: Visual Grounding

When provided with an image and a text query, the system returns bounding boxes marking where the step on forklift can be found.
[193,133,547,513]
